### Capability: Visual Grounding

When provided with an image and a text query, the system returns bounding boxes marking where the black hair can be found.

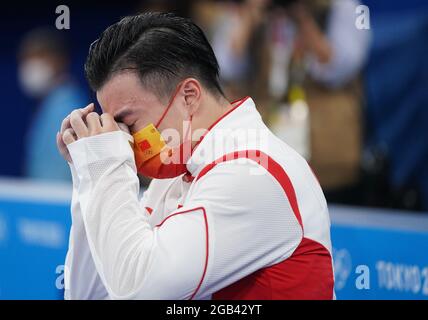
[85,12,224,99]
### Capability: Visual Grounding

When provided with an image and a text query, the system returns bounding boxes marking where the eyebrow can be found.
[113,107,133,123]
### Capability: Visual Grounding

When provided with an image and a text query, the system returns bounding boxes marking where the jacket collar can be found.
[186,96,264,178]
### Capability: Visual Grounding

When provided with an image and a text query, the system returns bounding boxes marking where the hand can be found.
[57,103,121,162]
[57,103,94,163]
[66,108,120,144]
[287,2,332,64]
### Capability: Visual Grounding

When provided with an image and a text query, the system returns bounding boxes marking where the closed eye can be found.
[128,122,138,133]
[113,108,134,124]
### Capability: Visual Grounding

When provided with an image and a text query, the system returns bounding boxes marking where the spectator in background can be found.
[208,0,370,101]
[18,27,87,182]
[207,0,370,203]
[285,0,371,204]
[289,0,370,88]
[209,0,271,101]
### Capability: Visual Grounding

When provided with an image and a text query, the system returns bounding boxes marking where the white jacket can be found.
[64,97,334,300]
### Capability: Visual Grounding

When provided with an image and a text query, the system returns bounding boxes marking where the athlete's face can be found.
[96,72,186,135]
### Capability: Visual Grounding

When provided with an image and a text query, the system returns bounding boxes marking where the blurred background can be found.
[0,0,427,299]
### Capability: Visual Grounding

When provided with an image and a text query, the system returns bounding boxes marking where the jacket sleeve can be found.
[68,131,303,300]
[64,163,109,300]
[67,131,208,299]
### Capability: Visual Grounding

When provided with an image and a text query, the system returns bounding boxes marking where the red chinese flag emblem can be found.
[138,139,151,152]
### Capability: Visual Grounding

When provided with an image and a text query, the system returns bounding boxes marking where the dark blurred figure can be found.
[18,27,87,181]
[209,0,272,101]
[207,0,370,204]
[283,0,370,205]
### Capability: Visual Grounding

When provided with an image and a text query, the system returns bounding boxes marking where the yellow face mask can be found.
[131,84,191,179]
[133,123,166,165]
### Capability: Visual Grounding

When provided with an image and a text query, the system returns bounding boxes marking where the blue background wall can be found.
[0,2,135,176]
[1,189,427,300]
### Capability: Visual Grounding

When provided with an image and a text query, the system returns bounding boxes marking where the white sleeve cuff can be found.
[67,131,135,173]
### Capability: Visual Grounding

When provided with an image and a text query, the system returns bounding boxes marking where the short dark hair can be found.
[85,12,224,98]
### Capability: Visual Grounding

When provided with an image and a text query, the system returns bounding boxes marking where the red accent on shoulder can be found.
[182,171,195,183]
[213,238,334,300]
[195,150,303,228]
[145,207,153,215]
[155,207,209,300]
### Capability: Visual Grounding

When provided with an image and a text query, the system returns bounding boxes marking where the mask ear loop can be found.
[155,82,184,128]
[133,81,195,179]
[184,114,193,157]
[155,81,194,163]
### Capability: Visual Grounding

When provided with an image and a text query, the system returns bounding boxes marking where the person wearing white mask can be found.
[18,27,87,181]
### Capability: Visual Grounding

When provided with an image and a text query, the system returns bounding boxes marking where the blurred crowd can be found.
[14,0,428,212]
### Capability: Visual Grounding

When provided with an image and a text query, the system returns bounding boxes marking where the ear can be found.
[181,78,202,117]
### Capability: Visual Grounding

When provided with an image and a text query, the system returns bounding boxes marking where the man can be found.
[19,27,87,181]
[57,13,334,300]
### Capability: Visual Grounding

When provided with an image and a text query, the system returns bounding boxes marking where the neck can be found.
[191,93,232,149]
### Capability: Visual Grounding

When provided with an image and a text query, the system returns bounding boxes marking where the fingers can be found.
[86,112,102,135]
[57,131,72,163]
[57,131,66,149]
[100,113,120,131]
[67,110,119,140]
[62,128,77,145]
[83,103,95,113]
[70,109,89,138]
[57,103,96,163]
[60,103,94,134]
[61,104,119,150]
[60,116,71,134]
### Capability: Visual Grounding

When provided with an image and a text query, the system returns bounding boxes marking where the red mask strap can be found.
[155,82,183,128]
[184,115,193,142]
